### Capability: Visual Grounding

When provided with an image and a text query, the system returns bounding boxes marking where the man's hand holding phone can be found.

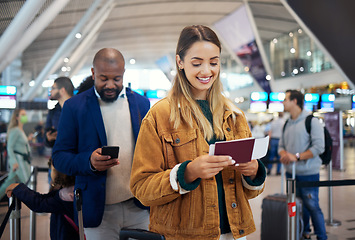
[90,146,120,171]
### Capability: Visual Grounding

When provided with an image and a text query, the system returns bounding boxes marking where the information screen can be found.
[0,86,16,109]
[268,92,285,112]
[304,93,319,112]
[320,94,335,112]
[250,92,267,112]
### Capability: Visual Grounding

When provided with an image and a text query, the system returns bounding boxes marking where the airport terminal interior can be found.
[0,0,355,239]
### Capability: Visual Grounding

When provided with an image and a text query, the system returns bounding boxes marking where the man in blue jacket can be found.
[52,48,150,239]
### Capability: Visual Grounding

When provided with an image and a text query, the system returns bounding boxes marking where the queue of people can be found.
[0,25,328,240]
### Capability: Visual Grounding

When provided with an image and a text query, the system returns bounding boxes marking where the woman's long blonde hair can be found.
[7,108,23,133]
[168,25,236,141]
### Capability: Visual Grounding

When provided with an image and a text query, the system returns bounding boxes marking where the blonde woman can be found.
[130,25,266,240]
[0,108,31,199]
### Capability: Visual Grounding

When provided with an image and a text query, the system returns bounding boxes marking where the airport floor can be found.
[0,146,354,240]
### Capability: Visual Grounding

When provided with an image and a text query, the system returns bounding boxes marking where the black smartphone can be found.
[101,146,120,159]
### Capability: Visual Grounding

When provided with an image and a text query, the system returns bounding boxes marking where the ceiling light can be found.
[75,33,82,39]
[293,69,298,74]
[298,29,303,34]
[307,51,312,56]
[170,70,176,76]
[266,75,271,80]
[221,72,227,78]
[290,48,296,54]
[61,66,67,72]
[272,38,278,44]
[64,58,69,63]
[130,58,136,64]
[289,32,294,37]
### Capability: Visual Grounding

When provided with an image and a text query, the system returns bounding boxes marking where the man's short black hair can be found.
[54,77,74,96]
[286,89,304,110]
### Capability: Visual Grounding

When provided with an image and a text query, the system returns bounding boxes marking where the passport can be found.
[209,136,269,163]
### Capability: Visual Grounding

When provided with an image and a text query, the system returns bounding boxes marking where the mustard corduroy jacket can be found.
[130,98,265,240]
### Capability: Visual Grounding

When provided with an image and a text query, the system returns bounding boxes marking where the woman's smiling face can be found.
[176,41,220,100]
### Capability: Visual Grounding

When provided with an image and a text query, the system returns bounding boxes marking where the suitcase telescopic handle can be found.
[75,188,82,211]
[75,188,85,240]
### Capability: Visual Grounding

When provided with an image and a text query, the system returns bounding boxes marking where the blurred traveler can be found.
[52,48,150,239]
[45,76,74,185]
[34,121,45,156]
[266,112,285,175]
[77,75,94,94]
[0,109,31,200]
[130,25,265,240]
[6,159,78,240]
[279,89,327,240]
[45,77,74,148]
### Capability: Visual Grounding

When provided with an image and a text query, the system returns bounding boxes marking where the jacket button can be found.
[226,127,231,132]
[229,179,234,184]
[231,202,237,208]
[239,229,244,235]
[175,138,180,144]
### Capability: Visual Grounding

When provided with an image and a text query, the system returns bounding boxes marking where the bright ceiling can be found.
[0,0,299,99]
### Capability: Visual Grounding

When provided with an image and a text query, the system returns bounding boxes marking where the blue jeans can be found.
[267,138,281,173]
[286,173,327,240]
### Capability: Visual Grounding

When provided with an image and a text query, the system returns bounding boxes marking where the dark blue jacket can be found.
[52,87,150,227]
[45,103,62,147]
[12,183,78,240]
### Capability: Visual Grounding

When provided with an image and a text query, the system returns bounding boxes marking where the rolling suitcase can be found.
[261,163,304,240]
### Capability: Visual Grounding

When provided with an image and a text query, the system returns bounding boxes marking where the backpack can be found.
[305,115,333,165]
[282,115,333,165]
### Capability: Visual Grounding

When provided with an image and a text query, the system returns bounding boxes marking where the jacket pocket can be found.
[162,130,197,168]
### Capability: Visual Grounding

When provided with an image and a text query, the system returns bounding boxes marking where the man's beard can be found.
[49,92,60,101]
[99,88,120,103]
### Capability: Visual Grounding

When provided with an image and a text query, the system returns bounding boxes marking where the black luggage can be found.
[261,194,303,240]
[261,163,304,240]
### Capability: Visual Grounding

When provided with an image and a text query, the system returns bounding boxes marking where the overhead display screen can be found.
[0,86,16,109]
[320,94,335,112]
[250,91,268,112]
[304,93,319,112]
[268,92,285,112]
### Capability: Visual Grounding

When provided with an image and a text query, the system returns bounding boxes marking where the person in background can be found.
[77,75,94,94]
[45,77,74,148]
[130,25,265,240]
[45,77,74,185]
[266,112,285,175]
[279,89,327,240]
[34,121,45,156]
[6,159,78,240]
[0,109,31,200]
[52,48,150,239]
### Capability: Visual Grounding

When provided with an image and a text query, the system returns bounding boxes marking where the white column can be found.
[243,0,275,90]
[21,0,103,101]
[0,0,70,73]
[0,0,46,61]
